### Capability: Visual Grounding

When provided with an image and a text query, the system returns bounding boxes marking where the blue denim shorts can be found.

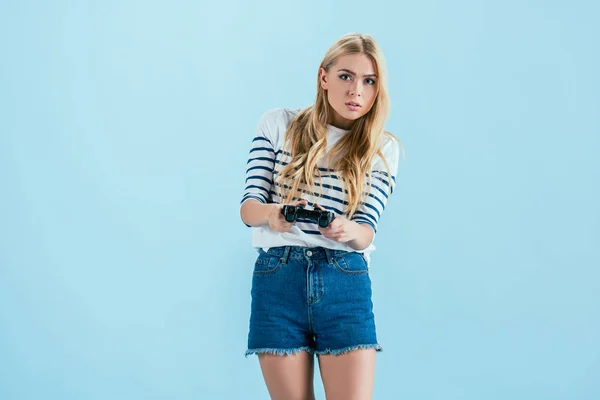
[246,246,382,357]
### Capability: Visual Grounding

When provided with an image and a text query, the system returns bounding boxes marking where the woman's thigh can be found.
[318,348,376,400]
[258,351,316,400]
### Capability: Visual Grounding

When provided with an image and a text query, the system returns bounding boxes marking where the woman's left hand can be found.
[314,204,359,243]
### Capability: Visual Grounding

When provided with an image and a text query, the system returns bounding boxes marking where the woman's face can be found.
[319,53,378,130]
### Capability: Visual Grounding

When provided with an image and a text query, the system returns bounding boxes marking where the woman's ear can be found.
[319,68,328,90]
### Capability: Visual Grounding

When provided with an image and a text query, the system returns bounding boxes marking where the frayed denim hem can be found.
[245,346,314,358]
[313,343,383,356]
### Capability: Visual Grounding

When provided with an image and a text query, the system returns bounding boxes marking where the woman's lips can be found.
[345,102,361,111]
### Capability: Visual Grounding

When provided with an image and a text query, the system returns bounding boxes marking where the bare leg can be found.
[318,348,376,400]
[258,351,316,400]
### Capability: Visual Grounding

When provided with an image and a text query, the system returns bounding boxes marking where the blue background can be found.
[1,1,598,399]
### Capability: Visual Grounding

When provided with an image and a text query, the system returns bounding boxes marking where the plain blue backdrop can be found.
[1,1,598,399]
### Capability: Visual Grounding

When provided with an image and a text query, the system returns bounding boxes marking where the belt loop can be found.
[323,248,334,265]
[280,246,291,264]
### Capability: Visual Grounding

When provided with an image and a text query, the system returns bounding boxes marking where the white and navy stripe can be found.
[241,136,275,205]
[242,143,395,234]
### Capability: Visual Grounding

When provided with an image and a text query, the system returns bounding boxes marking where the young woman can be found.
[240,33,401,400]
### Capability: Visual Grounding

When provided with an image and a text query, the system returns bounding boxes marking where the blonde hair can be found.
[275,33,399,218]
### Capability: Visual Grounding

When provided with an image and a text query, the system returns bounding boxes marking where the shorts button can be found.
[306,250,313,257]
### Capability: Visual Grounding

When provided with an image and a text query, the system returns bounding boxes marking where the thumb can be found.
[294,199,309,207]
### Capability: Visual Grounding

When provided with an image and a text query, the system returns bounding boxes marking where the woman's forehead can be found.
[330,54,376,75]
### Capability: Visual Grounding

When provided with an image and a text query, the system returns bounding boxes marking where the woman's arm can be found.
[241,198,309,232]
[240,199,277,227]
[347,222,375,250]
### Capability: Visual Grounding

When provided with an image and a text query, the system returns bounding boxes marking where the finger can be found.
[274,217,290,230]
[326,234,343,242]
[320,224,335,232]
[322,229,341,240]
[329,218,341,228]
[279,225,291,233]
[332,231,348,241]
[278,212,289,222]
[294,199,309,206]
[327,220,343,231]
[318,227,331,237]
[314,203,325,210]
[322,226,337,235]
[332,232,345,241]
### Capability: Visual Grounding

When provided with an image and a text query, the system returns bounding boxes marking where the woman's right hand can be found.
[268,199,308,232]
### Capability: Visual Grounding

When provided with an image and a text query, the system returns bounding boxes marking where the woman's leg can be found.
[310,250,380,399]
[258,351,316,400]
[318,348,376,400]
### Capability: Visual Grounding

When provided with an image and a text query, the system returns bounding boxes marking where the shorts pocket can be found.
[253,250,282,275]
[332,252,368,274]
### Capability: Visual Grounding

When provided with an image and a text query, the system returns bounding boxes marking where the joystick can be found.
[281,204,335,228]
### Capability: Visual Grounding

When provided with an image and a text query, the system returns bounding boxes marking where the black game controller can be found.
[281,204,335,228]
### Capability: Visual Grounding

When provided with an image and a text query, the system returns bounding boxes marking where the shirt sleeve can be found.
[240,110,279,207]
[351,135,401,233]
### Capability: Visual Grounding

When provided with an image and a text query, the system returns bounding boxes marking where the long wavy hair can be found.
[275,33,399,218]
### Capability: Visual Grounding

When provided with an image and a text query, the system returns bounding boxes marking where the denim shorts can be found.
[246,245,382,357]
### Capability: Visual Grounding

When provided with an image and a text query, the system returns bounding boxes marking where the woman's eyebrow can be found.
[337,68,377,78]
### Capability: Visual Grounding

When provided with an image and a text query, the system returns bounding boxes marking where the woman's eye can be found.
[365,78,376,85]
[339,74,351,81]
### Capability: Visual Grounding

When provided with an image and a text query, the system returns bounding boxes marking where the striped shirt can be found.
[241,108,400,263]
